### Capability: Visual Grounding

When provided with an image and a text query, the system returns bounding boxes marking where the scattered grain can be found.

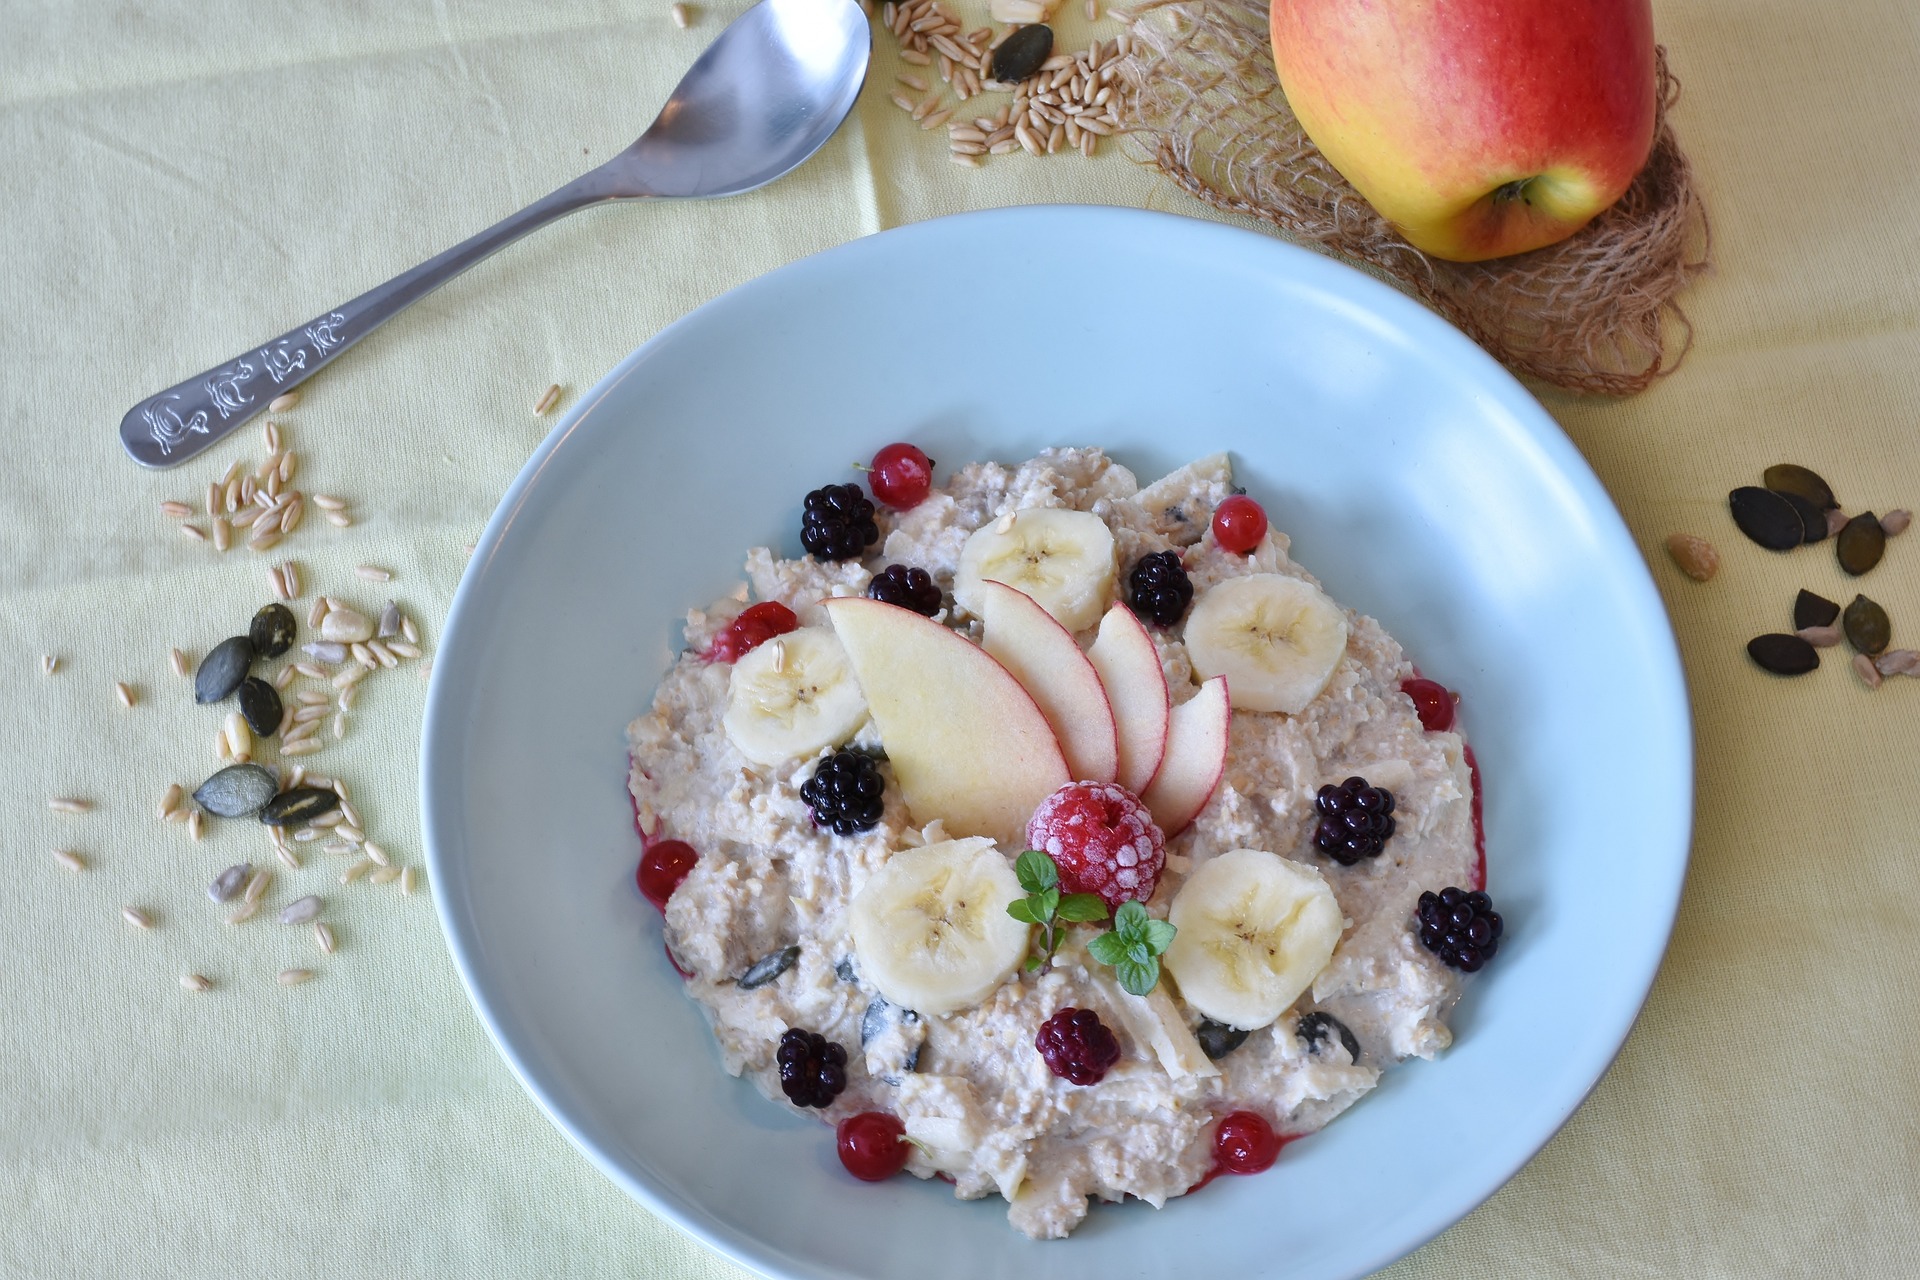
[369,867,402,885]
[170,647,190,678]
[270,391,300,413]
[323,510,353,528]
[401,616,420,645]
[54,849,86,872]
[189,810,206,841]
[315,922,337,954]
[898,72,930,91]
[283,740,324,757]
[341,860,372,885]
[122,906,154,930]
[277,968,315,986]
[271,665,296,692]
[160,500,192,518]
[226,901,259,924]
[276,844,302,870]
[312,494,347,512]
[158,782,184,820]
[364,840,392,868]
[355,564,393,583]
[42,654,58,675]
[182,523,208,542]
[48,797,90,814]
[401,867,419,896]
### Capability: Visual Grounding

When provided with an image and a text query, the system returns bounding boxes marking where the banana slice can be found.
[1163,848,1343,1031]
[721,626,868,765]
[849,837,1029,1016]
[1184,574,1348,714]
[953,508,1117,634]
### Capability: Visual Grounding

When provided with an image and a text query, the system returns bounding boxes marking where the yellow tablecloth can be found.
[3,0,1916,1275]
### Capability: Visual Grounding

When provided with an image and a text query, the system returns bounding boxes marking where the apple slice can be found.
[1086,603,1171,794]
[977,580,1119,784]
[823,597,1070,847]
[1140,676,1230,836]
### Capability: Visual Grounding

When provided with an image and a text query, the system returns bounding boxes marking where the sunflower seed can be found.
[303,642,348,663]
[1747,633,1819,675]
[378,601,402,638]
[42,654,58,675]
[195,636,254,704]
[209,863,253,902]
[195,763,278,817]
[54,849,86,872]
[1853,653,1883,689]
[1796,624,1842,647]
[355,565,392,582]
[277,968,315,986]
[122,906,154,929]
[278,895,323,925]
[1882,509,1912,537]
[48,797,90,813]
[1875,649,1920,676]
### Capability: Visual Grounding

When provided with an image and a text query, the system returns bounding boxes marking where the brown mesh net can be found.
[1118,0,1711,396]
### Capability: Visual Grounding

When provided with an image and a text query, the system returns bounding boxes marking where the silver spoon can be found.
[121,0,870,468]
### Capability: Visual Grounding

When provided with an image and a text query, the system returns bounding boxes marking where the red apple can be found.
[977,580,1120,784]
[1085,603,1171,794]
[1140,676,1231,836]
[1270,0,1656,262]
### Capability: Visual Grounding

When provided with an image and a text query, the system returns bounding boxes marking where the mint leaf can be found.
[1024,954,1044,972]
[1126,939,1154,966]
[1142,918,1177,954]
[1112,900,1150,936]
[1085,931,1131,966]
[1114,957,1158,996]
[1036,886,1060,921]
[1056,893,1109,924]
[1006,898,1040,926]
[1014,850,1057,894]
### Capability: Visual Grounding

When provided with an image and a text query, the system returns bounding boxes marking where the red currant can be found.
[1400,677,1456,733]
[836,1111,910,1181]
[869,443,934,510]
[705,601,799,664]
[1211,496,1268,554]
[637,839,698,911]
[1213,1110,1281,1174]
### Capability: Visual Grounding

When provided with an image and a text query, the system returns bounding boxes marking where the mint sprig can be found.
[1086,900,1177,996]
[1007,850,1108,973]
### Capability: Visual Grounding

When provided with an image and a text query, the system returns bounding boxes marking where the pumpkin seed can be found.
[1836,512,1886,575]
[1793,589,1841,630]
[249,603,298,659]
[1197,1018,1250,1060]
[1728,487,1804,551]
[1296,1010,1362,1061]
[237,677,283,737]
[834,957,858,983]
[1842,594,1891,655]
[859,995,922,1082]
[259,786,342,827]
[1747,633,1820,675]
[192,764,279,818]
[991,23,1052,82]
[208,862,253,902]
[1761,464,1837,511]
[1773,490,1829,544]
[737,944,800,989]
[194,635,254,704]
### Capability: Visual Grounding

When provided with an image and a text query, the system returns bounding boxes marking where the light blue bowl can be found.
[422,206,1692,1280]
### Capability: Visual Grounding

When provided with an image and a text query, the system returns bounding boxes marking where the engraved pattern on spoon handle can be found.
[119,171,621,468]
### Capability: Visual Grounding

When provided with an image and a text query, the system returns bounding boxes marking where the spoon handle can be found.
[119,169,621,468]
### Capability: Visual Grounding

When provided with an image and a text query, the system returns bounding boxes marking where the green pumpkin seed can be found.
[737,945,800,989]
[193,763,279,818]
[1729,487,1804,551]
[1761,464,1837,510]
[1837,512,1887,575]
[1747,633,1819,675]
[259,786,342,827]
[1793,589,1841,630]
[1842,595,1891,655]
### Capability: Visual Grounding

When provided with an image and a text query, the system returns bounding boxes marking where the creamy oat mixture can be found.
[627,448,1478,1238]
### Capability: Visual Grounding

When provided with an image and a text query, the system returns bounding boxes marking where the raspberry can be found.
[1025,781,1166,911]
[801,484,879,561]
[1415,887,1503,972]
[705,601,799,664]
[1035,1007,1121,1085]
[1125,551,1193,628]
[866,564,942,616]
[776,1028,848,1108]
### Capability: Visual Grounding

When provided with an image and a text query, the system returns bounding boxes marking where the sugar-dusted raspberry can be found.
[1025,781,1166,911]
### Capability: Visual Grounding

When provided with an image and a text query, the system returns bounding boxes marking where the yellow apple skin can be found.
[1271,0,1656,262]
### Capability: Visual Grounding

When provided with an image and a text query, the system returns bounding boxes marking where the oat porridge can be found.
[626,445,1501,1239]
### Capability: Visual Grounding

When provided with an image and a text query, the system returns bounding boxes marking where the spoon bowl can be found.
[119,0,871,468]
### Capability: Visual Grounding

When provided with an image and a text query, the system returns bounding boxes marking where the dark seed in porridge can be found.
[194,635,254,704]
[1296,1011,1361,1062]
[738,944,801,990]
[1836,512,1887,576]
[1125,550,1194,628]
[249,603,298,659]
[1842,595,1891,656]
[1747,633,1821,676]
[866,564,942,617]
[990,23,1052,82]
[193,763,279,818]
[259,786,341,827]
[1195,1019,1250,1061]
[1793,589,1841,630]
[1761,464,1837,511]
[237,677,283,737]
[776,1028,848,1108]
[1728,486,1805,551]
[800,484,879,561]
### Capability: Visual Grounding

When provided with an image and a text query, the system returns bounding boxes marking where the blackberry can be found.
[866,564,942,617]
[800,751,886,836]
[776,1027,848,1108]
[800,483,879,561]
[1034,1007,1122,1086]
[1312,775,1397,865]
[1125,551,1193,628]
[1295,1011,1361,1062]
[1415,887,1503,972]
